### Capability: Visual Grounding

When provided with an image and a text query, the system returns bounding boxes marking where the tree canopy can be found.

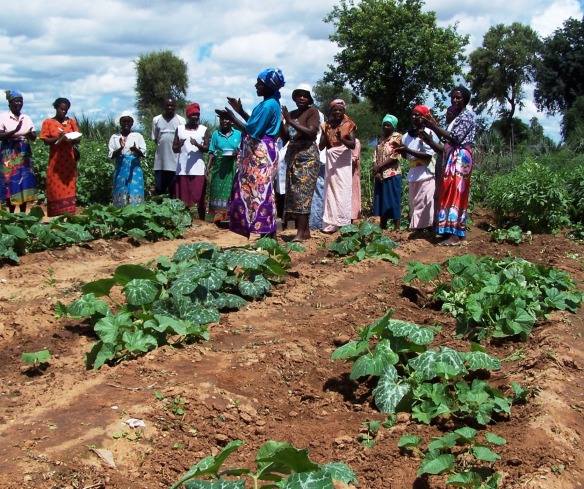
[469,23,541,120]
[323,0,468,125]
[134,50,189,126]
[534,17,584,116]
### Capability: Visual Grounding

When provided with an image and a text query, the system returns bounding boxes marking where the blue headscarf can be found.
[257,68,285,100]
[5,89,23,101]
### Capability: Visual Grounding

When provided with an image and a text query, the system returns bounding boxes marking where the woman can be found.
[207,111,242,223]
[224,68,285,239]
[172,102,209,220]
[40,98,81,216]
[108,111,146,207]
[281,84,321,241]
[398,105,435,234]
[319,99,356,233]
[0,90,37,212]
[422,86,476,246]
[372,115,403,231]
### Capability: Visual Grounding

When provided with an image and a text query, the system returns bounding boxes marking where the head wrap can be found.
[257,68,285,100]
[382,114,398,128]
[116,110,135,126]
[329,99,346,109]
[186,103,201,117]
[292,84,314,105]
[451,85,471,105]
[413,105,430,117]
[5,90,23,101]
[53,97,71,109]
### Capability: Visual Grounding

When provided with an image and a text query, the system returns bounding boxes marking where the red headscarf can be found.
[186,103,200,117]
[413,104,430,116]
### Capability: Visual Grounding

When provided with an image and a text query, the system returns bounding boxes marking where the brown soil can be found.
[1,210,583,489]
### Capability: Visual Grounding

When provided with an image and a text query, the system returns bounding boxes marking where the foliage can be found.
[331,311,515,425]
[562,95,584,144]
[563,162,584,223]
[324,0,468,123]
[170,439,358,489]
[33,137,157,205]
[469,23,542,120]
[403,255,583,341]
[534,17,584,117]
[134,50,189,130]
[399,429,505,487]
[56,239,296,369]
[327,221,399,264]
[486,159,570,232]
[21,350,52,367]
[490,225,529,244]
[0,199,191,263]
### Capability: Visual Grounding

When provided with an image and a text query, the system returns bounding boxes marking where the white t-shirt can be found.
[152,114,185,171]
[176,124,207,176]
[108,132,147,159]
[403,128,435,183]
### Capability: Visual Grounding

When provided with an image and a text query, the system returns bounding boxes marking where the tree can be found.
[324,0,468,125]
[469,23,541,121]
[134,50,189,127]
[534,17,584,116]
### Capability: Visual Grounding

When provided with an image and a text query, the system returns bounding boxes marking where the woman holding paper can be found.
[40,98,81,216]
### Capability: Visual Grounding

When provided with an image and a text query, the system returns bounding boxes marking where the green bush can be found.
[486,158,570,232]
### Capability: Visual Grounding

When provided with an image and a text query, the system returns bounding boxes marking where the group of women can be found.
[372,86,475,245]
[0,77,475,246]
[0,91,80,217]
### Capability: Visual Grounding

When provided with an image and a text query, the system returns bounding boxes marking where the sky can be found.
[1,0,582,141]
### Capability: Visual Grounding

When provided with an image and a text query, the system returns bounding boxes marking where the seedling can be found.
[21,350,52,372]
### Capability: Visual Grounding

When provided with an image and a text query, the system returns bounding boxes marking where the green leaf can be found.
[185,481,246,489]
[472,446,501,462]
[66,293,110,318]
[21,350,52,365]
[256,441,320,477]
[446,471,483,487]
[113,264,157,286]
[389,320,435,345]
[417,452,455,476]
[284,471,334,489]
[122,329,159,353]
[485,433,506,446]
[331,339,370,360]
[403,261,442,283]
[454,427,477,442]
[94,313,132,343]
[81,278,117,297]
[124,279,160,306]
[319,462,358,485]
[427,433,459,451]
[238,275,272,298]
[86,341,117,370]
[397,434,423,448]
[511,382,530,402]
[464,351,501,371]
[372,366,410,414]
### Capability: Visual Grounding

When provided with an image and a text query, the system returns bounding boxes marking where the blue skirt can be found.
[373,175,401,221]
[113,155,144,207]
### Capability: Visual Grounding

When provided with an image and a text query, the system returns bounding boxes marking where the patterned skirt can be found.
[209,154,236,221]
[0,139,37,205]
[228,135,278,238]
[113,155,144,208]
[284,139,320,216]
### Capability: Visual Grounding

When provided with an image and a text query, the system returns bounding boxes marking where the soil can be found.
[1,209,583,489]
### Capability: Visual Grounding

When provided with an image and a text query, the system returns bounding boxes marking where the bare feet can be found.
[438,235,460,246]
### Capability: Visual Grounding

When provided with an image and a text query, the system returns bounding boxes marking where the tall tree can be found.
[324,0,467,125]
[469,23,541,120]
[134,50,189,126]
[534,17,584,115]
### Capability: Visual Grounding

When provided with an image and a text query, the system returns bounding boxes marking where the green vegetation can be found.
[399,429,505,487]
[171,439,358,489]
[0,199,192,263]
[56,239,297,369]
[403,255,583,341]
[21,350,52,369]
[327,221,399,264]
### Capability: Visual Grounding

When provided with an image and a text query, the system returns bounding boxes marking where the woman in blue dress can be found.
[108,111,146,207]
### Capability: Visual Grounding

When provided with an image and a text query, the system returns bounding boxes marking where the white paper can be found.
[65,131,82,140]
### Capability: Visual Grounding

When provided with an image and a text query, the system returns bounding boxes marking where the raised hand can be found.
[226,97,243,115]
[119,137,126,148]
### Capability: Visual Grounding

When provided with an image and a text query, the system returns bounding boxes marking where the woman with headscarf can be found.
[319,99,356,233]
[422,86,476,246]
[40,98,81,216]
[372,114,403,231]
[108,111,146,207]
[224,68,285,238]
[351,137,362,222]
[397,105,436,234]
[207,111,242,224]
[281,84,321,241]
[0,90,37,213]
[172,102,209,220]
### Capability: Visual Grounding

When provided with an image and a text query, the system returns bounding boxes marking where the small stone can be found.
[288,411,299,418]
[396,412,411,423]
[23,440,35,448]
